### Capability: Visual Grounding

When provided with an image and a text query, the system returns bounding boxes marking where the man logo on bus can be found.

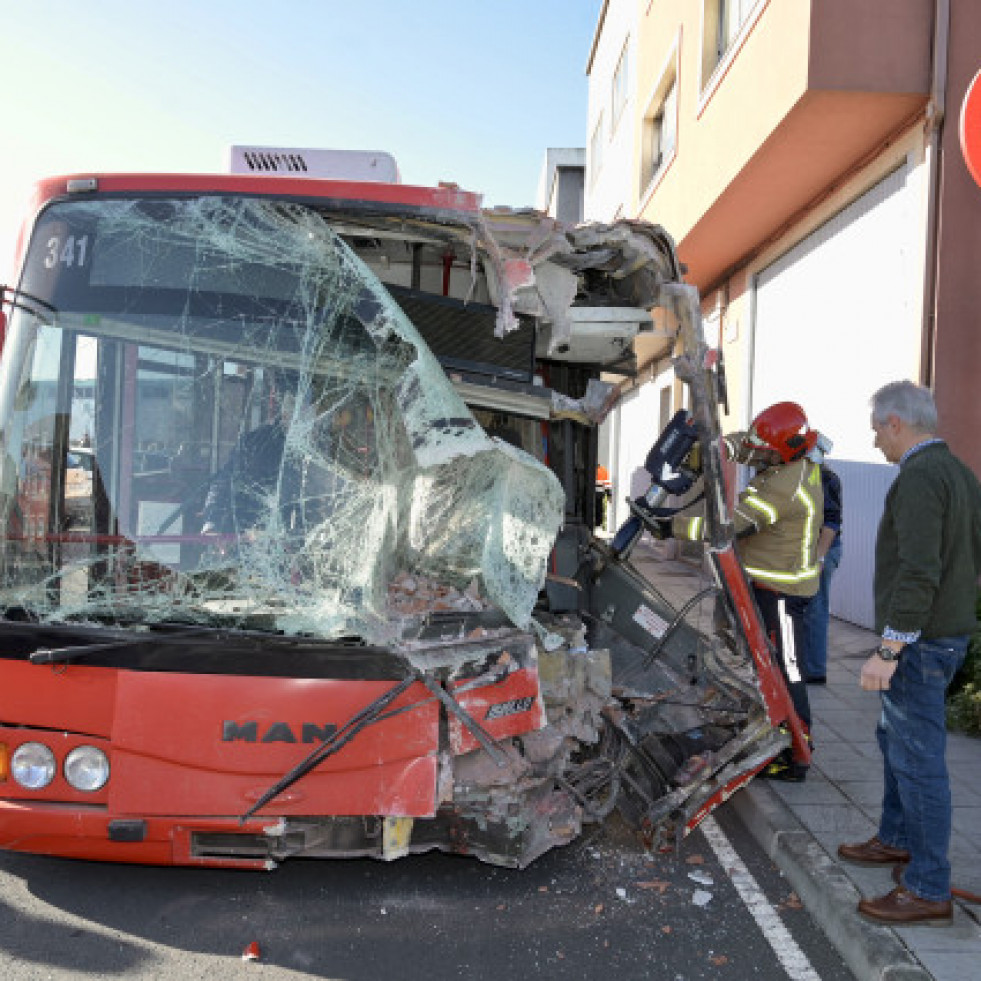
[222,721,338,744]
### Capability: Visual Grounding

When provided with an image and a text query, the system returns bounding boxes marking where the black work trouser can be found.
[751,585,813,733]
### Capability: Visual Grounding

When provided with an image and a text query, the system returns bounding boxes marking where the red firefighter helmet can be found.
[744,402,817,463]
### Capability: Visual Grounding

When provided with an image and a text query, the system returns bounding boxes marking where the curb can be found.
[730,782,930,981]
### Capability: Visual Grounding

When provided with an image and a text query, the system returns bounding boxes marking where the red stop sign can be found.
[960,68,981,188]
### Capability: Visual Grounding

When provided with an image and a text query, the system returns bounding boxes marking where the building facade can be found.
[587,0,981,627]
[585,0,640,222]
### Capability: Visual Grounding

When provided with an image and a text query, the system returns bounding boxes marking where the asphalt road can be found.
[0,802,855,981]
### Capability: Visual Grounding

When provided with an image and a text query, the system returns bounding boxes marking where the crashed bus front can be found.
[0,167,802,869]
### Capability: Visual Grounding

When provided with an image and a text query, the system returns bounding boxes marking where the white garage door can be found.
[751,160,926,628]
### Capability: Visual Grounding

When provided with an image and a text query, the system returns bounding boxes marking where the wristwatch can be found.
[874,645,902,662]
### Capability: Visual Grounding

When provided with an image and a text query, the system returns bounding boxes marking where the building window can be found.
[702,0,760,87]
[612,40,630,128]
[641,76,677,194]
[590,114,604,184]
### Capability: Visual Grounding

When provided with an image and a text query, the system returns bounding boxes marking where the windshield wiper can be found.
[28,623,223,664]
[240,671,421,822]
[2,610,366,665]
[240,663,511,823]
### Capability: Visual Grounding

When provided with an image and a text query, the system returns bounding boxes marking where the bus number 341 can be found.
[44,234,90,270]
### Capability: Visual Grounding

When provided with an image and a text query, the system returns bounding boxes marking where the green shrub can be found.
[946,589,981,736]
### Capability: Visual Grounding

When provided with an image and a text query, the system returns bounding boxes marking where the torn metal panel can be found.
[550,378,618,425]
[476,210,681,354]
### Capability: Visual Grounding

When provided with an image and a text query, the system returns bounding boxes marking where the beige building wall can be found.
[633,0,931,289]
[633,0,810,236]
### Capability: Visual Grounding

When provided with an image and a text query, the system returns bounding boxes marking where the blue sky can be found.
[0,0,602,279]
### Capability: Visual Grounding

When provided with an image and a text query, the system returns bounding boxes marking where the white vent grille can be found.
[228,146,400,183]
[239,149,310,174]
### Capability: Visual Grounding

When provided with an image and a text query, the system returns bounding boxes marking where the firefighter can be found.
[658,401,823,781]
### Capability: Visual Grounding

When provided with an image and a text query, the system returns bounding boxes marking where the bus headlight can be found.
[11,742,56,789]
[64,746,110,792]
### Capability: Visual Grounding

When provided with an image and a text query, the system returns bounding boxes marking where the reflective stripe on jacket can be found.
[737,457,822,597]
[674,456,822,598]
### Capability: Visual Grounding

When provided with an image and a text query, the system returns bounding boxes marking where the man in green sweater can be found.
[838,380,981,926]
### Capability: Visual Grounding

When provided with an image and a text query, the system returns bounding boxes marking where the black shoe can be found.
[761,759,809,782]
[761,746,809,782]
[805,675,827,685]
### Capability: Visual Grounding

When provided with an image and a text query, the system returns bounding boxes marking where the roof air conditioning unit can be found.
[228,146,401,183]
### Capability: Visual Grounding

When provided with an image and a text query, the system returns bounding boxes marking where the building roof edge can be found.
[586,0,610,76]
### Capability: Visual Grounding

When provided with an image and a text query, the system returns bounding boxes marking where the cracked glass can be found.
[0,196,564,642]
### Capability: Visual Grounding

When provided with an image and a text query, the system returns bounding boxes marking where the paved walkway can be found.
[631,544,981,981]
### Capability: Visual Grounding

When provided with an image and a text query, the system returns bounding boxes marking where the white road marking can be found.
[700,814,822,981]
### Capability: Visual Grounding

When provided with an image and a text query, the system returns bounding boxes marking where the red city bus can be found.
[0,153,806,869]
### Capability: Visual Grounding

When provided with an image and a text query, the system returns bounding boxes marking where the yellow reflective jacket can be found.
[673,454,823,598]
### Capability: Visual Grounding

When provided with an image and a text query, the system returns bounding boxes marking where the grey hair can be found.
[870,380,938,433]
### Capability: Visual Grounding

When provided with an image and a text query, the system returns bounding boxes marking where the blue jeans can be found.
[877,635,968,901]
[801,540,841,679]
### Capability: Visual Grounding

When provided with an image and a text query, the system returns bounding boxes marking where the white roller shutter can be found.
[750,161,927,628]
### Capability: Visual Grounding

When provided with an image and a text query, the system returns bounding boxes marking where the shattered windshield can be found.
[0,196,564,641]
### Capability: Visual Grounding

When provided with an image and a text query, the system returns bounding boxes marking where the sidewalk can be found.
[631,546,981,981]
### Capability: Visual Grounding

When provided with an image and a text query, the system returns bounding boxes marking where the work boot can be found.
[857,886,952,926]
[760,747,808,782]
[837,835,911,867]
[760,731,811,782]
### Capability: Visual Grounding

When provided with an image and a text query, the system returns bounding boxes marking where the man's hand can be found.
[860,644,902,691]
